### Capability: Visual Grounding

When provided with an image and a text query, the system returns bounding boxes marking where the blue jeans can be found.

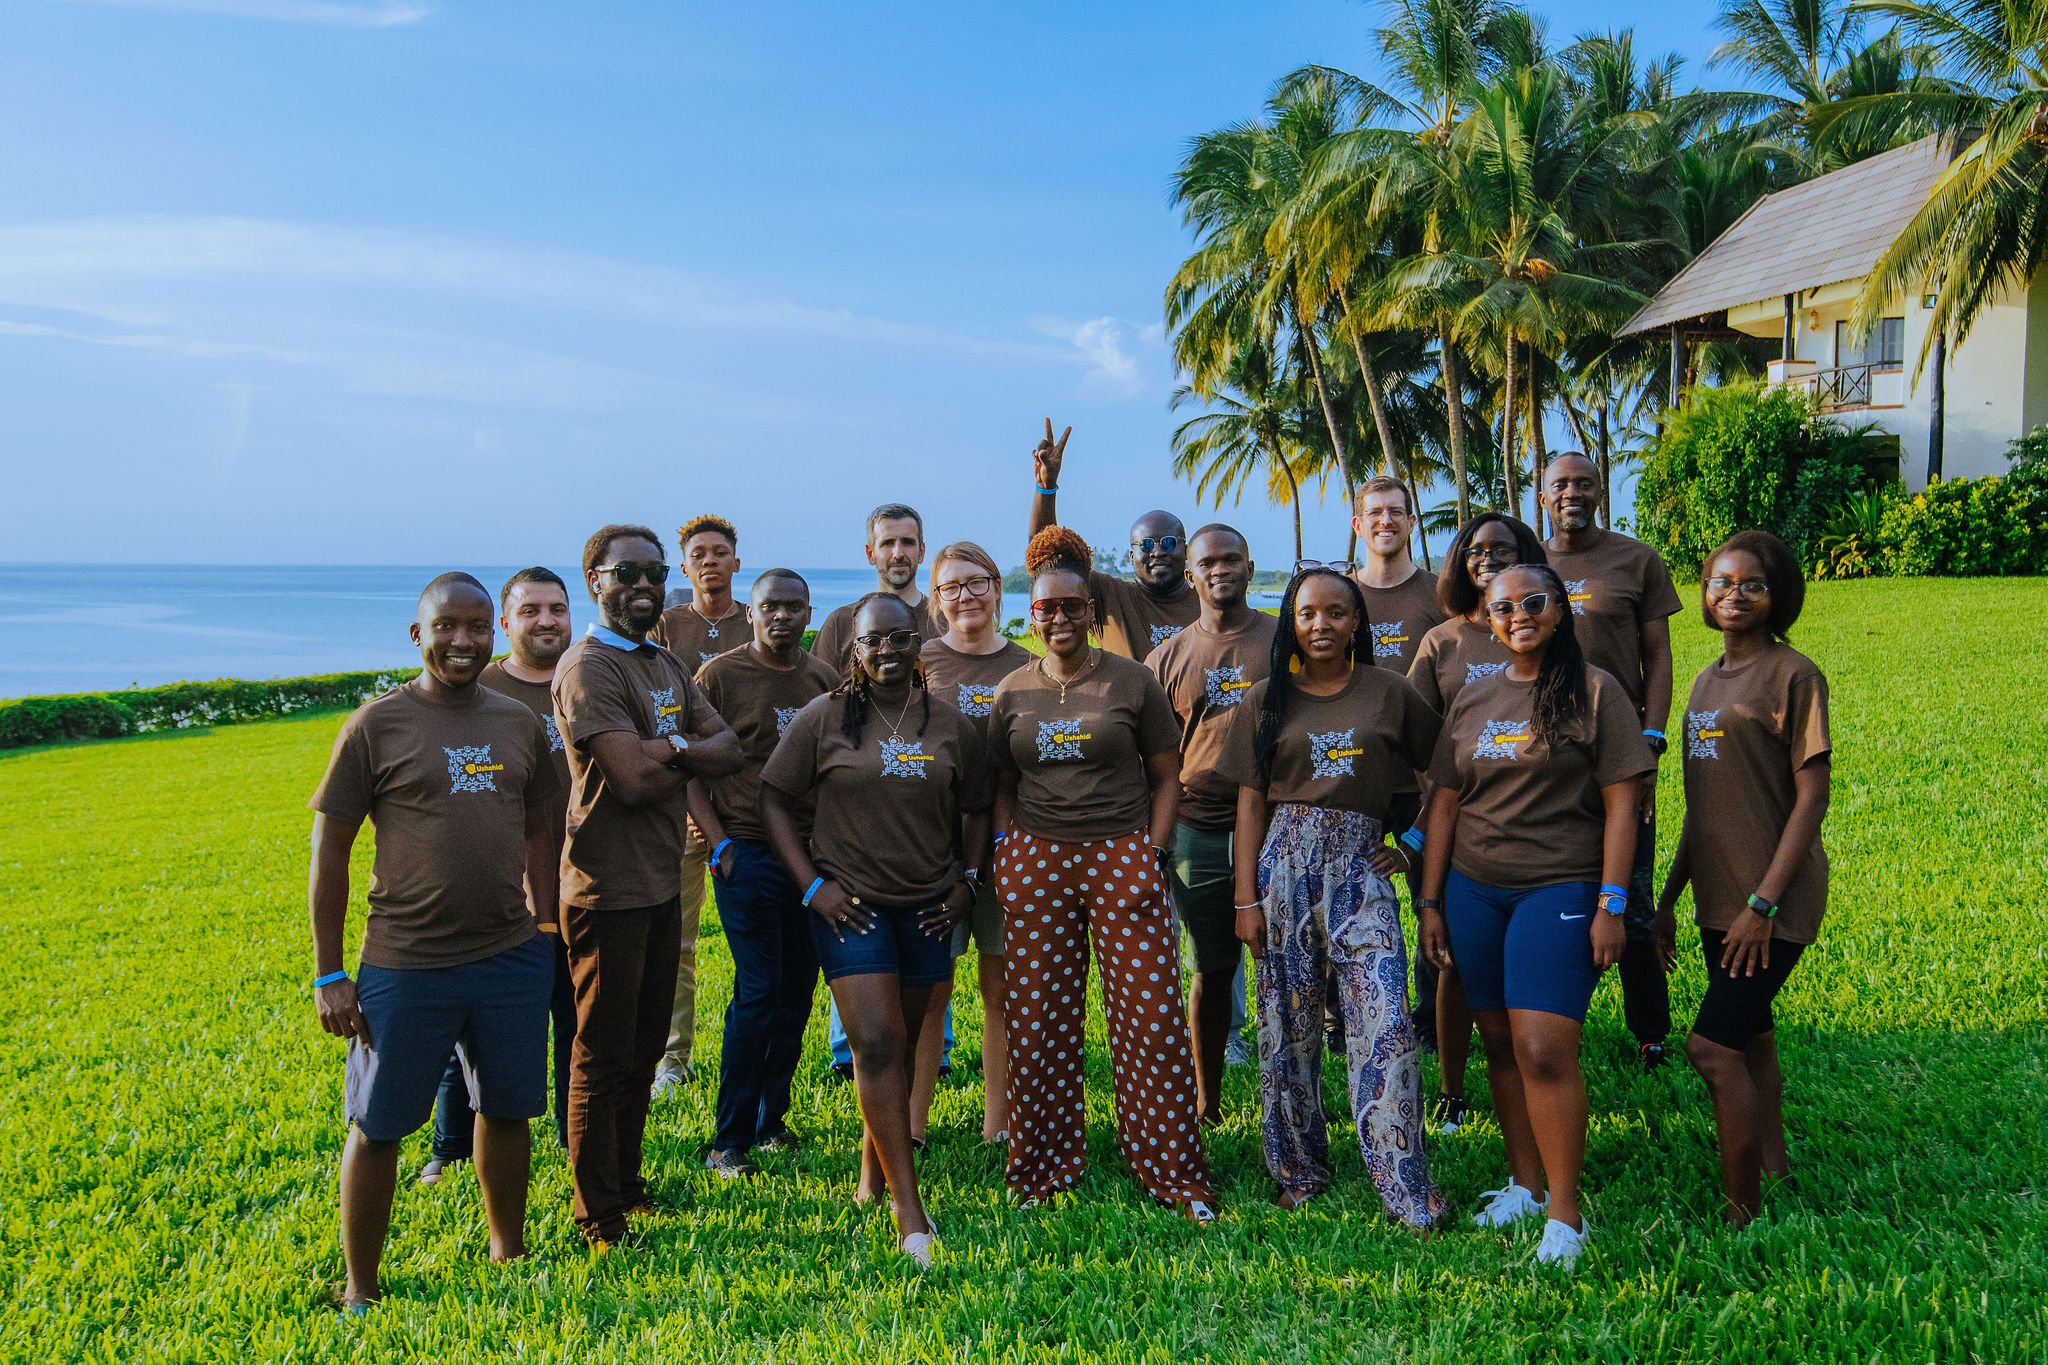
[710,839,819,1152]
[432,930,577,1159]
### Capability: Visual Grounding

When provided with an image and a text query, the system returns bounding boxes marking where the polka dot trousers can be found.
[997,829,1213,1207]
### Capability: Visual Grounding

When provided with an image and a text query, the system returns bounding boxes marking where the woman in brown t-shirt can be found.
[1417,561,1654,1269]
[1219,568,1445,1226]
[919,541,1034,1146]
[758,594,990,1268]
[1655,530,1831,1227]
[1405,512,1545,1130]
[985,526,1214,1221]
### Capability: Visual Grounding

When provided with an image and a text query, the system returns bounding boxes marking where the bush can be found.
[0,667,422,751]
[1878,476,2048,577]
[1634,383,1876,578]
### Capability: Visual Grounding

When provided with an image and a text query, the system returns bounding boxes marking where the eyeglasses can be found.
[1029,596,1092,623]
[1706,576,1771,600]
[1463,544,1518,564]
[935,575,997,603]
[1485,592,1553,620]
[853,629,921,651]
[594,561,670,587]
[1294,559,1356,574]
[1132,536,1182,555]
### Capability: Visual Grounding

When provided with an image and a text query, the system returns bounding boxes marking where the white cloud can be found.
[1034,315,1166,398]
[59,0,429,25]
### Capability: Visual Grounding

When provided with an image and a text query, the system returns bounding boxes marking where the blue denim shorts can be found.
[1443,869,1603,1022]
[808,898,956,986]
[345,932,552,1141]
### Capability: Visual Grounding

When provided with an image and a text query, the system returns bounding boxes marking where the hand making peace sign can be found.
[1032,418,1072,491]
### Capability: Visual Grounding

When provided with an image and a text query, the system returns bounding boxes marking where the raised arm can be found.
[1028,418,1072,540]
[309,813,369,1045]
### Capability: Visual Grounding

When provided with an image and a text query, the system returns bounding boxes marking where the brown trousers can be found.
[563,896,681,1243]
[998,830,1212,1206]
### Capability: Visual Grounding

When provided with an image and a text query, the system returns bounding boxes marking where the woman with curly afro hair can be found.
[982,526,1216,1222]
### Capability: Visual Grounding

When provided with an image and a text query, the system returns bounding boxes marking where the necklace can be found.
[690,599,739,639]
[878,688,917,739]
[1038,648,1099,707]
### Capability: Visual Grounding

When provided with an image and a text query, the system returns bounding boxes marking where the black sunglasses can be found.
[594,561,670,587]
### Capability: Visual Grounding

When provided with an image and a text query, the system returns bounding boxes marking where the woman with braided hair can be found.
[759,593,990,1266]
[1416,561,1655,1268]
[984,527,1215,1221]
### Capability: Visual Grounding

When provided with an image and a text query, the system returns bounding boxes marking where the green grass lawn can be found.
[3,578,2045,1363]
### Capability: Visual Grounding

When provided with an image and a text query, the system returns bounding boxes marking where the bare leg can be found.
[338,1130,401,1306]
[1438,968,1473,1099]
[1188,967,1236,1125]
[1687,1030,1764,1225]
[1507,1009,1588,1228]
[1472,1009,1544,1198]
[909,975,952,1143]
[977,952,1009,1140]
[471,1114,531,1261]
[1747,1032,1789,1178]
[838,973,934,1240]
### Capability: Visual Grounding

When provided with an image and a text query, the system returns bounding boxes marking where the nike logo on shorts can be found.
[1560,913,1589,921]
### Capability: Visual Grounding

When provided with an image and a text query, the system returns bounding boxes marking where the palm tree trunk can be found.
[1528,347,1547,536]
[1502,336,1519,519]
[1338,283,1402,487]
[1276,445,1304,562]
[1298,311,1356,560]
[1560,389,1593,455]
[1441,326,1471,526]
[1597,400,1611,530]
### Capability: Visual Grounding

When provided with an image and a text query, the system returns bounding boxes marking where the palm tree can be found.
[1170,339,1318,560]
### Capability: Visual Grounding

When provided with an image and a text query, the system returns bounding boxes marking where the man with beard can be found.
[648,513,750,1095]
[552,525,741,1248]
[1145,524,1273,1123]
[1027,419,1198,664]
[418,568,578,1187]
[308,572,561,1310]
[1540,454,1683,1072]
[808,505,941,672]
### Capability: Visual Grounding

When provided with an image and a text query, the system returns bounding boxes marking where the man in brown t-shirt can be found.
[1146,524,1273,1122]
[646,513,752,1095]
[1027,420,1198,663]
[307,572,561,1311]
[808,504,942,673]
[1540,452,1684,1069]
[552,524,740,1248]
[688,569,841,1176]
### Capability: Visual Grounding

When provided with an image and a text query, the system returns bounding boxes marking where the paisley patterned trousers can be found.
[1255,805,1443,1226]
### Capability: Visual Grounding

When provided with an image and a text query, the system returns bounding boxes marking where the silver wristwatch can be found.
[666,734,689,764]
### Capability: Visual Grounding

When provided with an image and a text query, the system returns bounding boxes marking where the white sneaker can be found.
[1533,1215,1590,1267]
[650,1068,683,1100]
[1470,1179,1548,1228]
[1224,1033,1254,1067]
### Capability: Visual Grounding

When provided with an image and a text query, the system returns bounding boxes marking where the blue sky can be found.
[1,0,1721,570]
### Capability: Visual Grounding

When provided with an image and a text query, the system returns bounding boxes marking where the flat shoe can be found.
[901,1231,938,1267]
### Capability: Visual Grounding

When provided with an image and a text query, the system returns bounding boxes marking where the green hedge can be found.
[0,668,424,751]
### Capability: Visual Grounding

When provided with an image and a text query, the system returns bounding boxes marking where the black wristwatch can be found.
[1416,896,1443,912]
[1746,893,1779,920]
[1642,729,1668,757]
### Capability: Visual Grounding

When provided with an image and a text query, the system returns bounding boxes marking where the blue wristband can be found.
[313,970,349,989]
[712,838,733,863]
[1600,883,1629,900]
[1399,826,1425,853]
[1034,485,1058,496]
[802,877,826,907]
[993,831,1008,843]
[1642,729,1665,740]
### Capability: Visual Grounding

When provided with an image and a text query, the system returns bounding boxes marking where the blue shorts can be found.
[346,933,552,1141]
[1443,869,1603,1022]
[808,898,956,987]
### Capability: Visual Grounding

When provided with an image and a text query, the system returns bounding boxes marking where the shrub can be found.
[1810,485,1901,580]
[1634,383,1876,578]
[1878,476,2048,577]
[0,667,422,751]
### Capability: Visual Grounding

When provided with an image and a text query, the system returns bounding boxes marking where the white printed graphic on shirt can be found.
[700,651,721,666]
[1204,665,1251,709]
[1035,719,1089,762]
[1370,620,1409,658]
[445,744,504,794]
[1687,708,1724,760]
[1472,719,1532,761]
[541,714,563,754]
[956,683,996,718]
[1565,579,1591,615]
[774,706,803,737]
[880,737,934,779]
[1150,623,1183,646]
[648,687,682,736]
[1465,661,1510,685]
[1309,728,1364,779]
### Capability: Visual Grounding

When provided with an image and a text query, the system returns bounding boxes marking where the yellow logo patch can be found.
[462,762,505,775]
[1053,731,1092,745]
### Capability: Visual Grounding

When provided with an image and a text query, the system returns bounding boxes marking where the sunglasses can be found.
[1706,576,1771,600]
[594,561,670,587]
[1485,593,1553,620]
[1029,596,1092,623]
[935,575,997,603]
[853,629,921,652]
[1132,535,1183,555]
[1294,559,1356,574]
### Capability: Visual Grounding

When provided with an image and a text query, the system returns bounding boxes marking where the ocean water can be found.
[0,564,894,700]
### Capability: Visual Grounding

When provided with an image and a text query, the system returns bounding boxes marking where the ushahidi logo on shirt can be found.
[1309,728,1363,778]
[1149,624,1183,647]
[880,737,934,779]
[648,687,683,736]
[1472,720,1532,761]
[445,745,505,794]
[1204,665,1252,708]
[1371,621,1409,658]
[1035,720,1089,762]
[956,683,997,717]
[774,706,803,737]
[1566,579,1591,615]
[1687,709,1724,759]
[1465,661,1509,685]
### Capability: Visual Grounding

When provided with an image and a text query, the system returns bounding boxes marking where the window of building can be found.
[1835,317,1905,369]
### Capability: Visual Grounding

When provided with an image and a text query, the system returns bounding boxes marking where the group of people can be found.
[306,422,1832,1309]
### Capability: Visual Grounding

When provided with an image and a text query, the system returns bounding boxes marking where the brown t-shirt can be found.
[1545,529,1682,713]
[1427,665,1656,889]
[552,632,710,910]
[1406,615,1515,713]
[809,595,942,677]
[1355,565,1447,674]
[1217,667,1440,820]
[309,680,554,970]
[479,660,571,914]
[986,650,1181,843]
[1091,572,1199,664]
[761,691,992,904]
[1145,613,1277,831]
[1680,644,1832,943]
[648,601,751,671]
[919,637,1034,742]
[694,645,841,843]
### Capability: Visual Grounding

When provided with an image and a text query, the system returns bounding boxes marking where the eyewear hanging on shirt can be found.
[593,561,670,587]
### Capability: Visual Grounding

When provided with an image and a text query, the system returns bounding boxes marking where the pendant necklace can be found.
[692,601,736,639]
[1039,648,1098,707]
[881,690,917,739]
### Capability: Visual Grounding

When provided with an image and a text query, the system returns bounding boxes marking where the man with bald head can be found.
[1028,420,1198,662]
[1540,453,1683,1072]
[308,572,563,1310]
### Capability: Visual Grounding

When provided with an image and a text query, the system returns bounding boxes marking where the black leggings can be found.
[1692,926,1806,1051]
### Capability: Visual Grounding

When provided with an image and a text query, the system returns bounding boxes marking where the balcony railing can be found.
[1776,361,1903,412]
